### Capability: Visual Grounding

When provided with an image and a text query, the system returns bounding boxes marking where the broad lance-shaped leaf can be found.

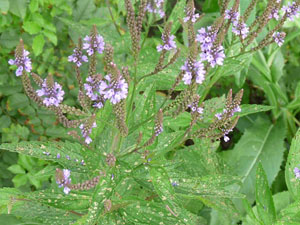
[0,141,99,173]
[275,200,300,224]
[286,128,300,200]
[256,163,276,224]
[149,166,203,224]
[221,116,285,202]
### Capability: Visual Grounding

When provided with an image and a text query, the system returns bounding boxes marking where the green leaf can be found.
[43,29,57,45]
[0,141,97,173]
[29,0,38,12]
[9,0,27,18]
[0,0,9,13]
[7,164,25,174]
[12,174,28,187]
[167,0,186,33]
[238,104,275,117]
[0,115,11,132]
[256,163,276,224]
[285,128,300,200]
[73,0,96,21]
[275,200,300,225]
[7,93,29,110]
[203,0,219,12]
[32,34,45,56]
[23,21,41,35]
[222,116,286,202]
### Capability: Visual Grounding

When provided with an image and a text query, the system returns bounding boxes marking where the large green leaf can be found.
[255,163,276,224]
[286,128,300,200]
[222,116,286,201]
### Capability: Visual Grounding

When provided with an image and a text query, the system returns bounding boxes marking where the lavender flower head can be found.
[273,32,286,47]
[56,169,71,194]
[8,49,32,76]
[232,20,249,39]
[269,8,280,20]
[294,167,300,179]
[183,8,199,23]
[36,79,65,107]
[200,46,225,68]
[84,76,106,109]
[146,0,165,18]
[157,34,177,52]
[224,9,239,21]
[196,27,217,51]
[83,34,105,56]
[100,75,128,104]
[181,60,206,85]
[282,2,300,21]
[79,122,97,144]
[68,47,88,67]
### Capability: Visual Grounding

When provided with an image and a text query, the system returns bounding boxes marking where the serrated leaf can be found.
[256,163,276,224]
[0,141,97,173]
[286,128,300,200]
[32,34,45,56]
[222,116,286,202]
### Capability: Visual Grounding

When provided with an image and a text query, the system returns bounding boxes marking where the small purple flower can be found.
[171,181,178,187]
[57,153,61,159]
[273,32,285,47]
[196,27,216,51]
[80,160,85,165]
[184,8,199,23]
[181,60,206,85]
[36,79,65,107]
[294,167,300,179]
[157,35,176,52]
[215,113,222,120]
[100,74,128,104]
[68,47,88,67]
[79,122,97,145]
[84,76,106,109]
[282,2,300,21]
[43,151,50,156]
[83,34,105,56]
[66,155,70,160]
[155,126,163,136]
[224,135,230,142]
[200,46,225,68]
[146,0,165,18]
[269,8,280,20]
[232,20,249,39]
[56,169,71,194]
[8,49,32,76]
[225,9,239,21]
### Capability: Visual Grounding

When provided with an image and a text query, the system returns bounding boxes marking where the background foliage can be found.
[0,0,300,224]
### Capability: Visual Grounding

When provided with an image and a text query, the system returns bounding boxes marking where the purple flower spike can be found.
[282,2,300,21]
[68,47,88,67]
[200,46,225,68]
[36,80,65,107]
[184,8,199,23]
[146,0,165,18]
[273,32,285,47]
[181,60,206,85]
[225,9,239,21]
[84,76,106,109]
[196,27,216,51]
[157,35,177,52]
[100,74,128,104]
[83,34,105,56]
[79,122,97,145]
[8,49,32,76]
[232,21,249,39]
[269,8,280,20]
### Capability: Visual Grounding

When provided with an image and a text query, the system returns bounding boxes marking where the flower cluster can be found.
[83,34,105,56]
[79,122,97,144]
[56,169,71,194]
[294,167,300,179]
[84,74,128,107]
[146,0,165,18]
[188,101,203,115]
[282,2,300,21]
[8,49,32,76]
[269,8,280,20]
[273,32,286,47]
[225,8,249,39]
[196,27,225,68]
[184,7,199,23]
[157,34,176,52]
[36,79,65,107]
[84,76,105,108]
[181,60,206,85]
[100,75,128,105]
[68,47,88,67]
